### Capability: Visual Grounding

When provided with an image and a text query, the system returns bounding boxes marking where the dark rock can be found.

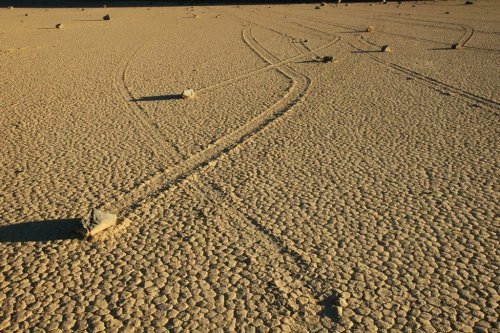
[322,56,334,63]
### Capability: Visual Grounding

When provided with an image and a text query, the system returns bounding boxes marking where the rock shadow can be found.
[351,50,383,54]
[0,218,82,243]
[296,59,325,64]
[131,94,182,102]
[319,291,341,323]
[428,47,454,51]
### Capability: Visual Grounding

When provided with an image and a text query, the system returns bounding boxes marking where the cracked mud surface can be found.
[1,1,498,332]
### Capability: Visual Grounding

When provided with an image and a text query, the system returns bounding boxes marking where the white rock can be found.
[182,89,195,99]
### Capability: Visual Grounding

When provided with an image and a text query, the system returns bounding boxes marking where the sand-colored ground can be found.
[1,1,499,332]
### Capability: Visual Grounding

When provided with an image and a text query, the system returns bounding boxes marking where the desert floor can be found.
[0,1,499,332]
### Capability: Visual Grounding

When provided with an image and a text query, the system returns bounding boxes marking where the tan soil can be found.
[1,1,498,332]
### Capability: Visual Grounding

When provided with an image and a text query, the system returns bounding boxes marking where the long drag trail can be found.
[101,26,315,218]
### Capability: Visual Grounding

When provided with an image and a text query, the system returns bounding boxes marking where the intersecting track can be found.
[236,6,333,54]
[194,35,338,96]
[256,9,499,112]
[104,27,342,327]
[352,37,500,112]
[100,25,322,219]
[261,7,474,48]
[113,11,320,161]
[188,175,338,331]
[383,15,476,47]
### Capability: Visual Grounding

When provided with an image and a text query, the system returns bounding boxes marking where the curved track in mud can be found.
[103,25,321,219]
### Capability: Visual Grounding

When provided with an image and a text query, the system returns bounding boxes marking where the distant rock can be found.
[7,5,14,9]
[103,14,111,21]
[381,45,392,52]
[465,1,473,4]
[366,26,375,32]
[451,43,462,49]
[182,89,195,99]
[321,2,326,6]
[315,6,321,9]
[25,13,28,16]
[322,56,334,63]
[55,23,63,29]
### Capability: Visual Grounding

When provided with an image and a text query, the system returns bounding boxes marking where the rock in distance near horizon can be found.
[322,56,334,63]
[381,45,393,52]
